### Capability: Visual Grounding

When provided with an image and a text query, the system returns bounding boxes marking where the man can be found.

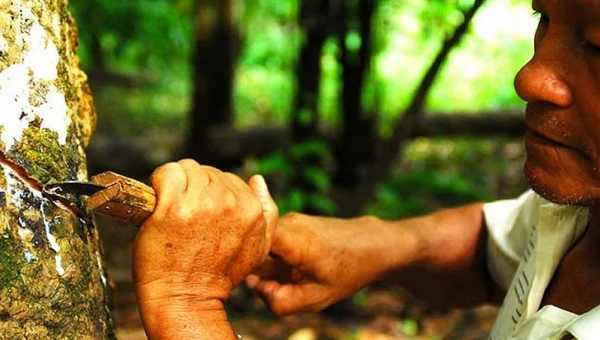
[133,0,600,338]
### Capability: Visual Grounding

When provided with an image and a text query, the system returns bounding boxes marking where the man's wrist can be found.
[134,272,233,302]
[373,217,422,277]
[137,297,239,340]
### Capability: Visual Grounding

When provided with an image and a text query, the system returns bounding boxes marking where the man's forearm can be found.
[376,203,498,308]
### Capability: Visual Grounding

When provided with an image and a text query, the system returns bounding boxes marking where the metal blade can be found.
[43,181,107,202]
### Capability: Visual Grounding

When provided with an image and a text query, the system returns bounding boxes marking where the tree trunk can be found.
[292,0,329,141]
[334,0,376,189]
[188,0,237,168]
[287,0,331,213]
[0,1,114,338]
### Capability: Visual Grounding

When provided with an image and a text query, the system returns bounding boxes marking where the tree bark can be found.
[0,0,113,338]
[188,0,237,168]
[292,0,329,141]
[335,0,376,189]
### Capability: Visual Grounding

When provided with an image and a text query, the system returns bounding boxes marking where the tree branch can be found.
[344,0,490,215]
[86,110,524,179]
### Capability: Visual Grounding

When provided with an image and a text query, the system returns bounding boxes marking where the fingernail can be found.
[245,275,259,288]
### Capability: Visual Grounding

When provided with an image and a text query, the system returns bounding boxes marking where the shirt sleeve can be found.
[483,190,543,291]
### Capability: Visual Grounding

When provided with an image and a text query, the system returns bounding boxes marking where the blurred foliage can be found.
[70,0,535,217]
[70,0,194,76]
[70,0,536,132]
[69,0,194,135]
[255,140,338,215]
[366,137,527,219]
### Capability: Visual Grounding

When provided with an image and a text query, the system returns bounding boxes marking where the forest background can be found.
[69,0,537,338]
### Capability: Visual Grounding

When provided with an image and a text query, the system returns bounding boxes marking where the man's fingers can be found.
[149,162,188,216]
[251,280,295,316]
[268,226,306,268]
[176,159,211,194]
[250,280,328,316]
[251,256,294,282]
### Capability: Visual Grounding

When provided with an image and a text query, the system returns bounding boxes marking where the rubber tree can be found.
[0,0,113,338]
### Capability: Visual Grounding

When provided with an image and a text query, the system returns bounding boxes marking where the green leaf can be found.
[289,140,329,160]
[288,189,306,212]
[306,194,337,215]
[256,152,291,176]
[303,167,331,191]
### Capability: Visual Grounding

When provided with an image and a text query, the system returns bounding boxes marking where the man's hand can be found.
[133,159,278,339]
[245,213,402,316]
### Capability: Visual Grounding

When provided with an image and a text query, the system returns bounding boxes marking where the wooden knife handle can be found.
[86,171,156,226]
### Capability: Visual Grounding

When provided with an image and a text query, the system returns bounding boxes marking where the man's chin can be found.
[524,162,592,207]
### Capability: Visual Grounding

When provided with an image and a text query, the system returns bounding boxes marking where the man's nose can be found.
[514,48,572,107]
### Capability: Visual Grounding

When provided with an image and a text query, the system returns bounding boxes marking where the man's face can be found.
[515,0,600,206]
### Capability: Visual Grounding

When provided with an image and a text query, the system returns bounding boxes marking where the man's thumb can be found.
[248,175,279,234]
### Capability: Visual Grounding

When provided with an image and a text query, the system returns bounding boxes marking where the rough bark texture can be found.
[0,0,113,338]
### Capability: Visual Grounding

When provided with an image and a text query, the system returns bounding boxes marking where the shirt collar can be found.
[566,304,600,339]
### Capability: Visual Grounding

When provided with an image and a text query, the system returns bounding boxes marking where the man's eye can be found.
[532,10,549,25]
[585,41,600,54]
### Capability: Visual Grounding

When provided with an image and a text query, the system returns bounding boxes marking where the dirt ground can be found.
[97,215,498,340]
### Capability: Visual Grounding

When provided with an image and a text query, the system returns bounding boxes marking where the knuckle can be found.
[151,162,187,201]
[151,162,179,183]
[221,191,237,213]
[224,172,245,187]
[177,158,200,169]
[202,165,223,176]
[201,195,217,213]
[241,200,264,226]
[248,197,263,217]
[174,203,196,225]
[280,212,303,225]
[201,191,236,221]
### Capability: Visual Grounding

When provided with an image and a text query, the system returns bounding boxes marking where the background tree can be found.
[187,0,238,168]
[334,0,376,192]
[0,0,113,338]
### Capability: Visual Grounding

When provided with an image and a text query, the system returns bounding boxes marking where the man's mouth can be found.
[526,128,591,161]
[526,128,566,147]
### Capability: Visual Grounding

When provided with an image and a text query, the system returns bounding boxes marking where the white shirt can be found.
[484,190,600,340]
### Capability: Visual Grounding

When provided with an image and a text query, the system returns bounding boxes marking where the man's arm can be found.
[247,203,502,315]
[381,203,503,307]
